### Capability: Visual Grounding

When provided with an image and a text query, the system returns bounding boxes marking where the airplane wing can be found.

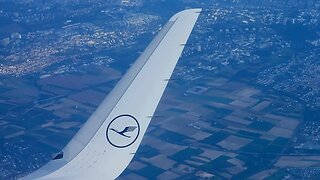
[22,8,201,180]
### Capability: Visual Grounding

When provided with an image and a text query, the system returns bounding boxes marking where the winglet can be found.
[22,9,201,180]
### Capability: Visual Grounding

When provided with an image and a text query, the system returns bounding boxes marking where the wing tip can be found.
[170,8,202,21]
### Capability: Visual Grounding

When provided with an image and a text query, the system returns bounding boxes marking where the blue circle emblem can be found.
[106,114,140,148]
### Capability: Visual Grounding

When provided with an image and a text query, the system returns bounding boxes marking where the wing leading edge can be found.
[22,8,201,180]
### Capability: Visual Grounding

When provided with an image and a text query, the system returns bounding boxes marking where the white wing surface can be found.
[22,8,201,180]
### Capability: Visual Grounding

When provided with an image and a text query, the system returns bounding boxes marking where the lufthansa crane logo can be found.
[106,114,140,148]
